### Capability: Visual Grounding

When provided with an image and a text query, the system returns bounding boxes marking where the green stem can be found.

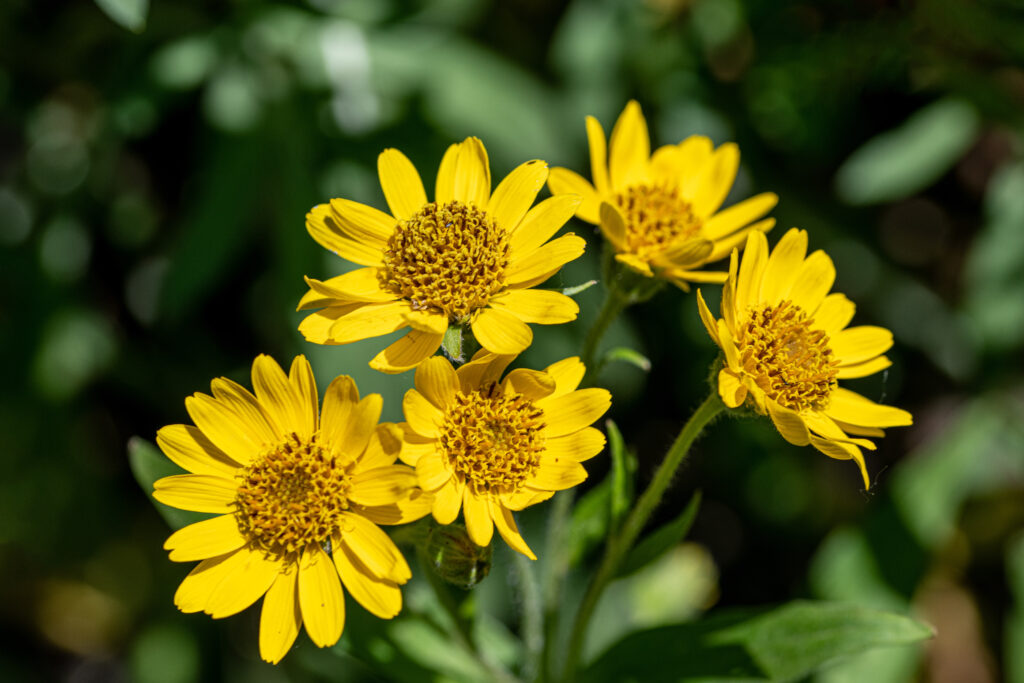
[417,547,520,683]
[514,552,544,681]
[560,392,725,682]
[580,285,629,382]
[539,490,575,681]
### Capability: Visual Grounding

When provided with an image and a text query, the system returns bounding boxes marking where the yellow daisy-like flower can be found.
[298,137,587,373]
[152,355,430,664]
[548,100,777,289]
[397,351,611,559]
[696,228,913,487]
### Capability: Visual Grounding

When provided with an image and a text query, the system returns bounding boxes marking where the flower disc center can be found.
[439,383,545,494]
[736,301,839,411]
[235,433,351,557]
[615,183,702,259]
[380,201,510,321]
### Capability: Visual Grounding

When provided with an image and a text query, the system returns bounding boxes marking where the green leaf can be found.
[617,491,701,578]
[562,280,598,297]
[94,0,149,33]
[127,437,211,531]
[584,601,934,682]
[567,477,612,566]
[835,98,979,205]
[603,346,651,372]
[607,419,634,529]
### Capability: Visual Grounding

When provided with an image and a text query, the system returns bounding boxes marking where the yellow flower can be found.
[548,100,777,289]
[299,137,587,373]
[152,355,430,664]
[397,351,611,559]
[697,229,913,487]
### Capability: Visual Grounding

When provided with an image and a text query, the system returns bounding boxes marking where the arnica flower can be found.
[697,229,913,487]
[152,355,430,664]
[548,100,777,289]
[298,137,587,373]
[397,351,611,559]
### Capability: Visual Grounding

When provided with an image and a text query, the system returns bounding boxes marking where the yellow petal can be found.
[813,293,856,335]
[735,231,768,315]
[826,388,913,428]
[209,376,280,438]
[153,474,236,513]
[455,350,516,393]
[702,192,779,239]
[809,435,870,490]
[831,326,894,365]
[490,499,536,559]
[205,547,282,619]
[547,167,600,224]
[396,430,436,467]
[252,355,310,440]
[165,514,245,562]
[530,456,588,491]
[538,388,611,438]
[156,424,240,475]
[718,369,748,408]
[174,550,246,614]
[298,545,345,648]
[717,319,740,370]
[759,228,808,305]
[488,159,548,231]
[357,486,433,526]
[666,269,729,286]
[403,389,443,438]
[319,375,359,461]
[502,368,556,401]
[322,300,412,345]
[297,302,365,340]
[586,114,610,194]
[350,465,420,507]
[435,142,459,204]
[675,136,715,196]
[489,289,579,325]
[370,329,444,374]
[690,143,739,218]
[338,513,412,582]
[836,355,892,379]
[544,427,606,462]
[509,194,583,257]
[341,394,384,457]
[766,401,811,446]
[696,289,721,346]
[334,540,403,619]
[402,308,447,335]
[329,197,395,244]
[704,217,775,263]
[378,148,427,221]
[544,356,585,396]
[454,137,490,208]
[185,392,271,466]
[303,269,395,304]
[415,356,459,409]
[471,307,533,355]
[831,419,885,438]
[259,566,301,664]
[788,250,836,314]
[615,252,654,276]
[502,487,553,511]
[505,233,586,288]
[608,100,650,191]
[599,201,627,250]
[305,203,386,267]
[652,238,714,270]
[463,488,494,546]
[432,477,464,525]
[355,423,404,473]
[416,452,451,491]
[289,355,319,435]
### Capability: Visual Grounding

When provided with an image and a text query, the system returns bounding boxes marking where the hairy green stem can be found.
[514,552,544,681]
[539,490,575,681]
[580,285,629,382]
[560,392,725,682]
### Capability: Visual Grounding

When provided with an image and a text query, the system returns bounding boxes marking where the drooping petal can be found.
[463,488,494,547]
[471,307,534,355]
[369,329,445,375]
[334,540,402,619]
[298,546,345,648]
[717,369,748,408]
[766,401,811,446]
[259,566,301,664]
[378,148,427,221]
[338,513,412,583]
[432,477,464,525]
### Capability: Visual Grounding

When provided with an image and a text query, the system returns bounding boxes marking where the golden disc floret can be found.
[379,200,510,321]
[439,382,545,494]
[615,183,703,260]
[735,300,839,411]
[235,432,351,557]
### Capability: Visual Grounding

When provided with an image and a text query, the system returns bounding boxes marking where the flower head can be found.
[153,355,430,663]
[697,229,913,487]
[299,137,587,373]
[549,100,777,289]
[398,352,611,559]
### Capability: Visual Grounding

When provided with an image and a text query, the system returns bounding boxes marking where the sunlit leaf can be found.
[617,491,701,578]
[127,437,210,531]
[562,280,598,297]
[94,0,148,33]
[585,601,933,682]
[606,419,634,530]
[603,346,651,372]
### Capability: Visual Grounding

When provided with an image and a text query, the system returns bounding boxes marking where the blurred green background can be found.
[2,0,1024,680]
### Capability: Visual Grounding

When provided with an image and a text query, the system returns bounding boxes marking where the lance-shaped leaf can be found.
[617,491,701,578]
[127,437,211,530]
